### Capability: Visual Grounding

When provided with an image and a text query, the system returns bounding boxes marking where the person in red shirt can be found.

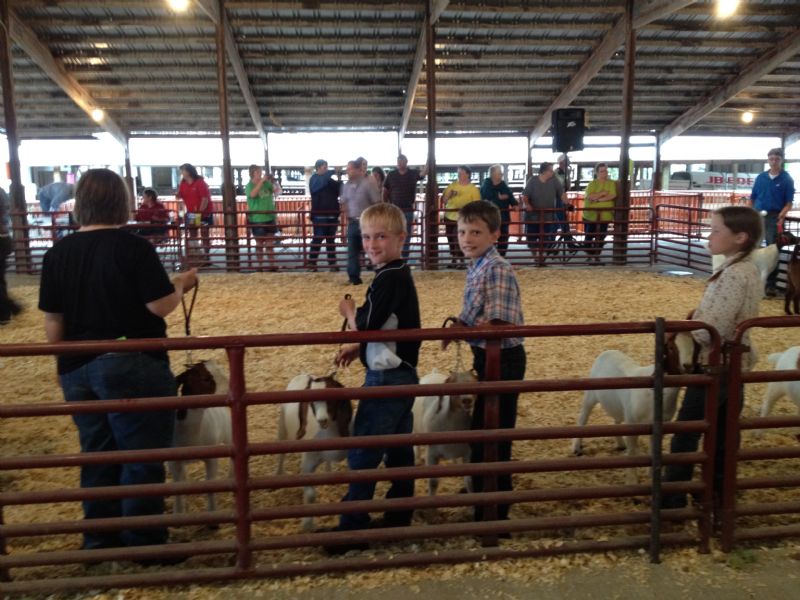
[134,188,169,238]
[175,163,212,266]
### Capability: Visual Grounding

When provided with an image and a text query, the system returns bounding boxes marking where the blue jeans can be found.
[346,220,363,283]
[402,210,414,260]
[339,366,417,530]
[309,215,339,266]
[525,216,559,253]
[763,212,779,287]
[60,352,177,549]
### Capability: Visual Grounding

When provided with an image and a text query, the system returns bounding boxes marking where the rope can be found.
[181,280,199,365]
[331,293,352,374]
[441,315,466,372]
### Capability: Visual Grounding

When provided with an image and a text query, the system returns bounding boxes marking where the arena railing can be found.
[720,316,800,552]
[0,320,721,594]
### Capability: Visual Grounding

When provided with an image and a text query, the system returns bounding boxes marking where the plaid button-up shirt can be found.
[459,245,524,349]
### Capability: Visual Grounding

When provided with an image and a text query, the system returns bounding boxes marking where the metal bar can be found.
[481,339,502,545]
[698,342,721,554]
[226,345,252,571]
[720,338,743,552]
[0,0,31,273]
[650,316,665,563]
[423,1,438,270]
[216,0,238,271]
[614,0,635,266]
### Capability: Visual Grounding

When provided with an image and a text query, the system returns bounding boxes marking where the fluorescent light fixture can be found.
[717,0,739,18]
[93,42,109,49]
[741,110,754,124]
[167,0,190,11]
[91,108,105,122]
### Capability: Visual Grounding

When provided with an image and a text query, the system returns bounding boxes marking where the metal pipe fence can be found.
[0,320,720,594]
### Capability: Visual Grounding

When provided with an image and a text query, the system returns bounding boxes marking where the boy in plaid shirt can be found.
[446,200,526,522]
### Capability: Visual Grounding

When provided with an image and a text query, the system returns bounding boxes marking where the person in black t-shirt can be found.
[38,169,198,554]
[324,203,420,554]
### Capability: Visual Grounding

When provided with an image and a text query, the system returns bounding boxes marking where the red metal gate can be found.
[1,320,720,595]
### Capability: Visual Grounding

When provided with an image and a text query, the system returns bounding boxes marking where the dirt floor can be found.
[3,265,800,599]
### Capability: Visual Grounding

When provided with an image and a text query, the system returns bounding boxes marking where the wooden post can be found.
[124,141,136,210]
[423,1,438,270]
[653,132,662,192]
[0,0,30,273]
[216,0,238,270]
[614,0,635,266]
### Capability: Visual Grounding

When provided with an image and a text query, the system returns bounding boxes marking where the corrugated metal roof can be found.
[0,0,797,141]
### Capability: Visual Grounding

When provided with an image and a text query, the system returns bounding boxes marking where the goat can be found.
[711,244,779,297]
[571,332,695,484]
[277,373,353,531]
[170,360,232,514]
[785,245,800,315]
[413,369,478,495]
[758,347,800,440]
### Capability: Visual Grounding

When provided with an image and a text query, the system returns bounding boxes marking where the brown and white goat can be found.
[413,369,478,495]
[277,373,353,531]
[171,360,232,514]
[785,244,800,315]
[571,332,696,484]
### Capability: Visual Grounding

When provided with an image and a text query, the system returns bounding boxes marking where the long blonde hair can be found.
[708,205,762,282]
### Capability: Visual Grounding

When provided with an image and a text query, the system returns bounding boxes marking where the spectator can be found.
[582,163,617,263]
[36,181,74,213]
[383,154,428,260]
[339,160,380,285]
[134,188,169,238]
[440,166,480,268]
[308,159,341,271]
[0,186,22,325]
[521,162,565,260]
[175,163,212,266]
[480,164,518,257]
[38,168,198,559]
[245,164,280,272]
[370,166,386,190]
[749,147,795,297]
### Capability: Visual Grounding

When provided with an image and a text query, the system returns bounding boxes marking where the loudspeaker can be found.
[552,108,585,153]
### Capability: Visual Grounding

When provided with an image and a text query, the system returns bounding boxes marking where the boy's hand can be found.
[335,343,360,367]
[339,296,356,319]
[441,318,466,350]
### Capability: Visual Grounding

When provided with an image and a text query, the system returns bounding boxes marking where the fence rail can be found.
[0,320,725,594]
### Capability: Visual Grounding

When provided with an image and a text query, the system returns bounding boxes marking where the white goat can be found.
[759,347,800,435]
[170,360,232,514]
[413,369,477,495]
[572,335,693,484]
[712,244,779,295]
[277,373,353,531]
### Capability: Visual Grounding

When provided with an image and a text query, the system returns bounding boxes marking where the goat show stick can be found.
[442,315,466,373]
[181,280,199,366]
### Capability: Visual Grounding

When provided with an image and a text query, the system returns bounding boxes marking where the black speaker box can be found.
[552,108,585,153]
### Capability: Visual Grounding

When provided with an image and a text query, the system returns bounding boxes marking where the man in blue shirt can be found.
[36,181,75,213]
[750,147,795,297]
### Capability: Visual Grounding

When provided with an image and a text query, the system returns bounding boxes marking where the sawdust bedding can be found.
[3,266,800,597]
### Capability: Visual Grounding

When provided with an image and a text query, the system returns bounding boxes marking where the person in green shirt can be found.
[583,163,617,263]
[245,164,281,271]
[440,166,480,268]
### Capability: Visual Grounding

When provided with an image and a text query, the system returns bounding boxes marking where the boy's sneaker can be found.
[319,527,369,555]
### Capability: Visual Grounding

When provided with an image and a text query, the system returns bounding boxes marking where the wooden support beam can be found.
[399,0,449,141]
[527,0,694,149]
[197,0,267,150]
[659,31,800,145]
[8,10,127,146]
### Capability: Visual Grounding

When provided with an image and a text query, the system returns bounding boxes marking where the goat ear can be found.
[337,400,354,438]
[435,396,445,414]
[296,402,309,440]
[175,371,189,395]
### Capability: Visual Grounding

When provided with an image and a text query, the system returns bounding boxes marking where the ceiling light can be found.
[167,0,190,12]
[741,110,754,124]
[87,57,104,66]
[91,108,105,122]
[716,0,739,18]
[93,42,109,49]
